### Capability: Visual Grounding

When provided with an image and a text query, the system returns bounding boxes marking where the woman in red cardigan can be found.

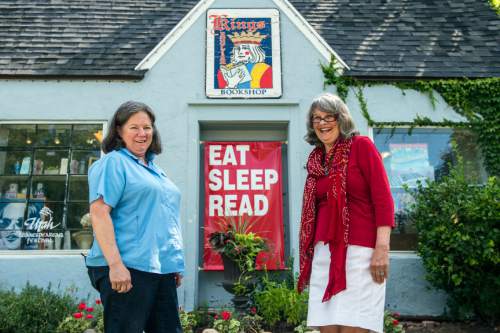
[298,93,394,333]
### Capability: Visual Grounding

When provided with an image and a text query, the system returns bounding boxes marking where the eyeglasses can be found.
[312,115,337,124]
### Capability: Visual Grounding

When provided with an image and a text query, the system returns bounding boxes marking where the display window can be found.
[0,123,103,250]
[373,127,486,250]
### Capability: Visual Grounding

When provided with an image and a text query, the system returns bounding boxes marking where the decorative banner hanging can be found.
[203,141,285,270]
[206,9,282,98]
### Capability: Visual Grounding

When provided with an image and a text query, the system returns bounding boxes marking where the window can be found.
[373,127,486,251]
[0,124,103,251]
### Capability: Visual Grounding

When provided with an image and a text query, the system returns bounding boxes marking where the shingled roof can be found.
[0,0,199,78]
[0,0,499,78]
[289,0,500,78]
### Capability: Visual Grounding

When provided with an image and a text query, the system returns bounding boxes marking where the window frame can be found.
[369,125,462,253]
[0,120,107,255]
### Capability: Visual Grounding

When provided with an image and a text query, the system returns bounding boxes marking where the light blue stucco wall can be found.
[0,0,458,316]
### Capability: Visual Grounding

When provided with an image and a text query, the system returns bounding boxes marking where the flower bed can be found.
[56,300,103,333]
[180,307,405,333]
[2,283,495,333]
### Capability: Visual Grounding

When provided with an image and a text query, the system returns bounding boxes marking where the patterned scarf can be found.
[297,137,353,302]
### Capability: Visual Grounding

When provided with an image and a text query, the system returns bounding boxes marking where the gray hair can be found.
[304,93,358,146]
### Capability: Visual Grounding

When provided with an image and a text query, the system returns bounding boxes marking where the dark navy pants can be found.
[87,266,182,333]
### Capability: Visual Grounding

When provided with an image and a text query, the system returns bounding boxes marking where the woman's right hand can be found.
[109,262,133,293]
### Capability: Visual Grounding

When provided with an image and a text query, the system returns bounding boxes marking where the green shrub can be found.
[180,310,198,333]
[0,283,77,333]
[239,313,263,333]
[408,161,500,323]
[0,289,17,330]
[253,276,308,327]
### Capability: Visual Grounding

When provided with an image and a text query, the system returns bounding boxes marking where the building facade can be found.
[0,0,498,315]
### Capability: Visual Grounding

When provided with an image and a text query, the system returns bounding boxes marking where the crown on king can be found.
[228,31,267,45]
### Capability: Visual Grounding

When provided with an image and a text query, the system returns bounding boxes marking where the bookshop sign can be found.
[205,9,282,98]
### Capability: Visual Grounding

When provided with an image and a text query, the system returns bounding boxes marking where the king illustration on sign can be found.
[206,9,282,98]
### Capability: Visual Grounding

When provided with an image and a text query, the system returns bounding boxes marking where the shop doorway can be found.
[197,121,289,306]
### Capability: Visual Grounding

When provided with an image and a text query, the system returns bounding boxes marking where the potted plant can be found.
[208,216,268,311]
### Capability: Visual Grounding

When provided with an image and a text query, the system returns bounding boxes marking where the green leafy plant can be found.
[180,305,217,333]
[209,215,268,273]
[57,299,103,333]
[253,274,308,328]
[490,0,500,15]
[212,310,241,333]
[179,310,198,333]
[192,305,217,331]
[384,311,405,333]
[0,283,77,333]
[294,320,315,333]
[239,310,264,333]
[232,280,250,297]
[407,158,500,323]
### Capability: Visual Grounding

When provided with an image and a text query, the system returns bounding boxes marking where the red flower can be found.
[214,314,219,320]
[221,311,231,321]
[77,302,86,310]
[393,312,400,318]
[250,307,257,315]
[95,299,102,305]
[86,307,94,312]
[393,319,399,326]
[73,312,83,319]
[86,314,94,319]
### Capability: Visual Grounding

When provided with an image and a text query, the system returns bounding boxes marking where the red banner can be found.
[203,141,285,270]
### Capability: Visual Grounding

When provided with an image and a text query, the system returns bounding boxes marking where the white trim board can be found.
[135,0,349,71]
[274,0,349,69]
[135,0,216,70]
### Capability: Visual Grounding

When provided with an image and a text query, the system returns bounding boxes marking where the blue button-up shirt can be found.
[86,148,185,274]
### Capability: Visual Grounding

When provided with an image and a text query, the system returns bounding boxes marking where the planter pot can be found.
[72,230,94,249]
[220,254,257,312]
[221,255,242,294]
[221,254,258,293]
[231,295,250,312]
[221,254,243,281]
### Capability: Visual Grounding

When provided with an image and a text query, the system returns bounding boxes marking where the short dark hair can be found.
[102,101,162,155]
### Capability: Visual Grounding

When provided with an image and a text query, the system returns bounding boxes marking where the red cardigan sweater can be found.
[314,136,395,247]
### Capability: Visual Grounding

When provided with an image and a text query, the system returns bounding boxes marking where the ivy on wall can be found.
[490,0,500,15]
[322,59,500,176]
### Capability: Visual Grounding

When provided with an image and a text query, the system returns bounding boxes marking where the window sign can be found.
[206,9,282,98]
[203,142,285,270]
[389,143,435,188]
[0,124,103,250]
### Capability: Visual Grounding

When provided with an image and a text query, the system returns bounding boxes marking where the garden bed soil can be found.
[403,320,497,333]
[202,321,497,333]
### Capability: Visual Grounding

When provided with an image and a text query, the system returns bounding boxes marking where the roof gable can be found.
[135,0,349,71]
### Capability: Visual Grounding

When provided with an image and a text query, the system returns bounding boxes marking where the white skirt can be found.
[307,243,385,333]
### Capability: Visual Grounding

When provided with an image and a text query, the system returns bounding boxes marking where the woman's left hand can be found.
[370,244,389,284]
[174,273,183,288]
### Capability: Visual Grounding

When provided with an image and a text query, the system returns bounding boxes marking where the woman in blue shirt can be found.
[86,101,185,333]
